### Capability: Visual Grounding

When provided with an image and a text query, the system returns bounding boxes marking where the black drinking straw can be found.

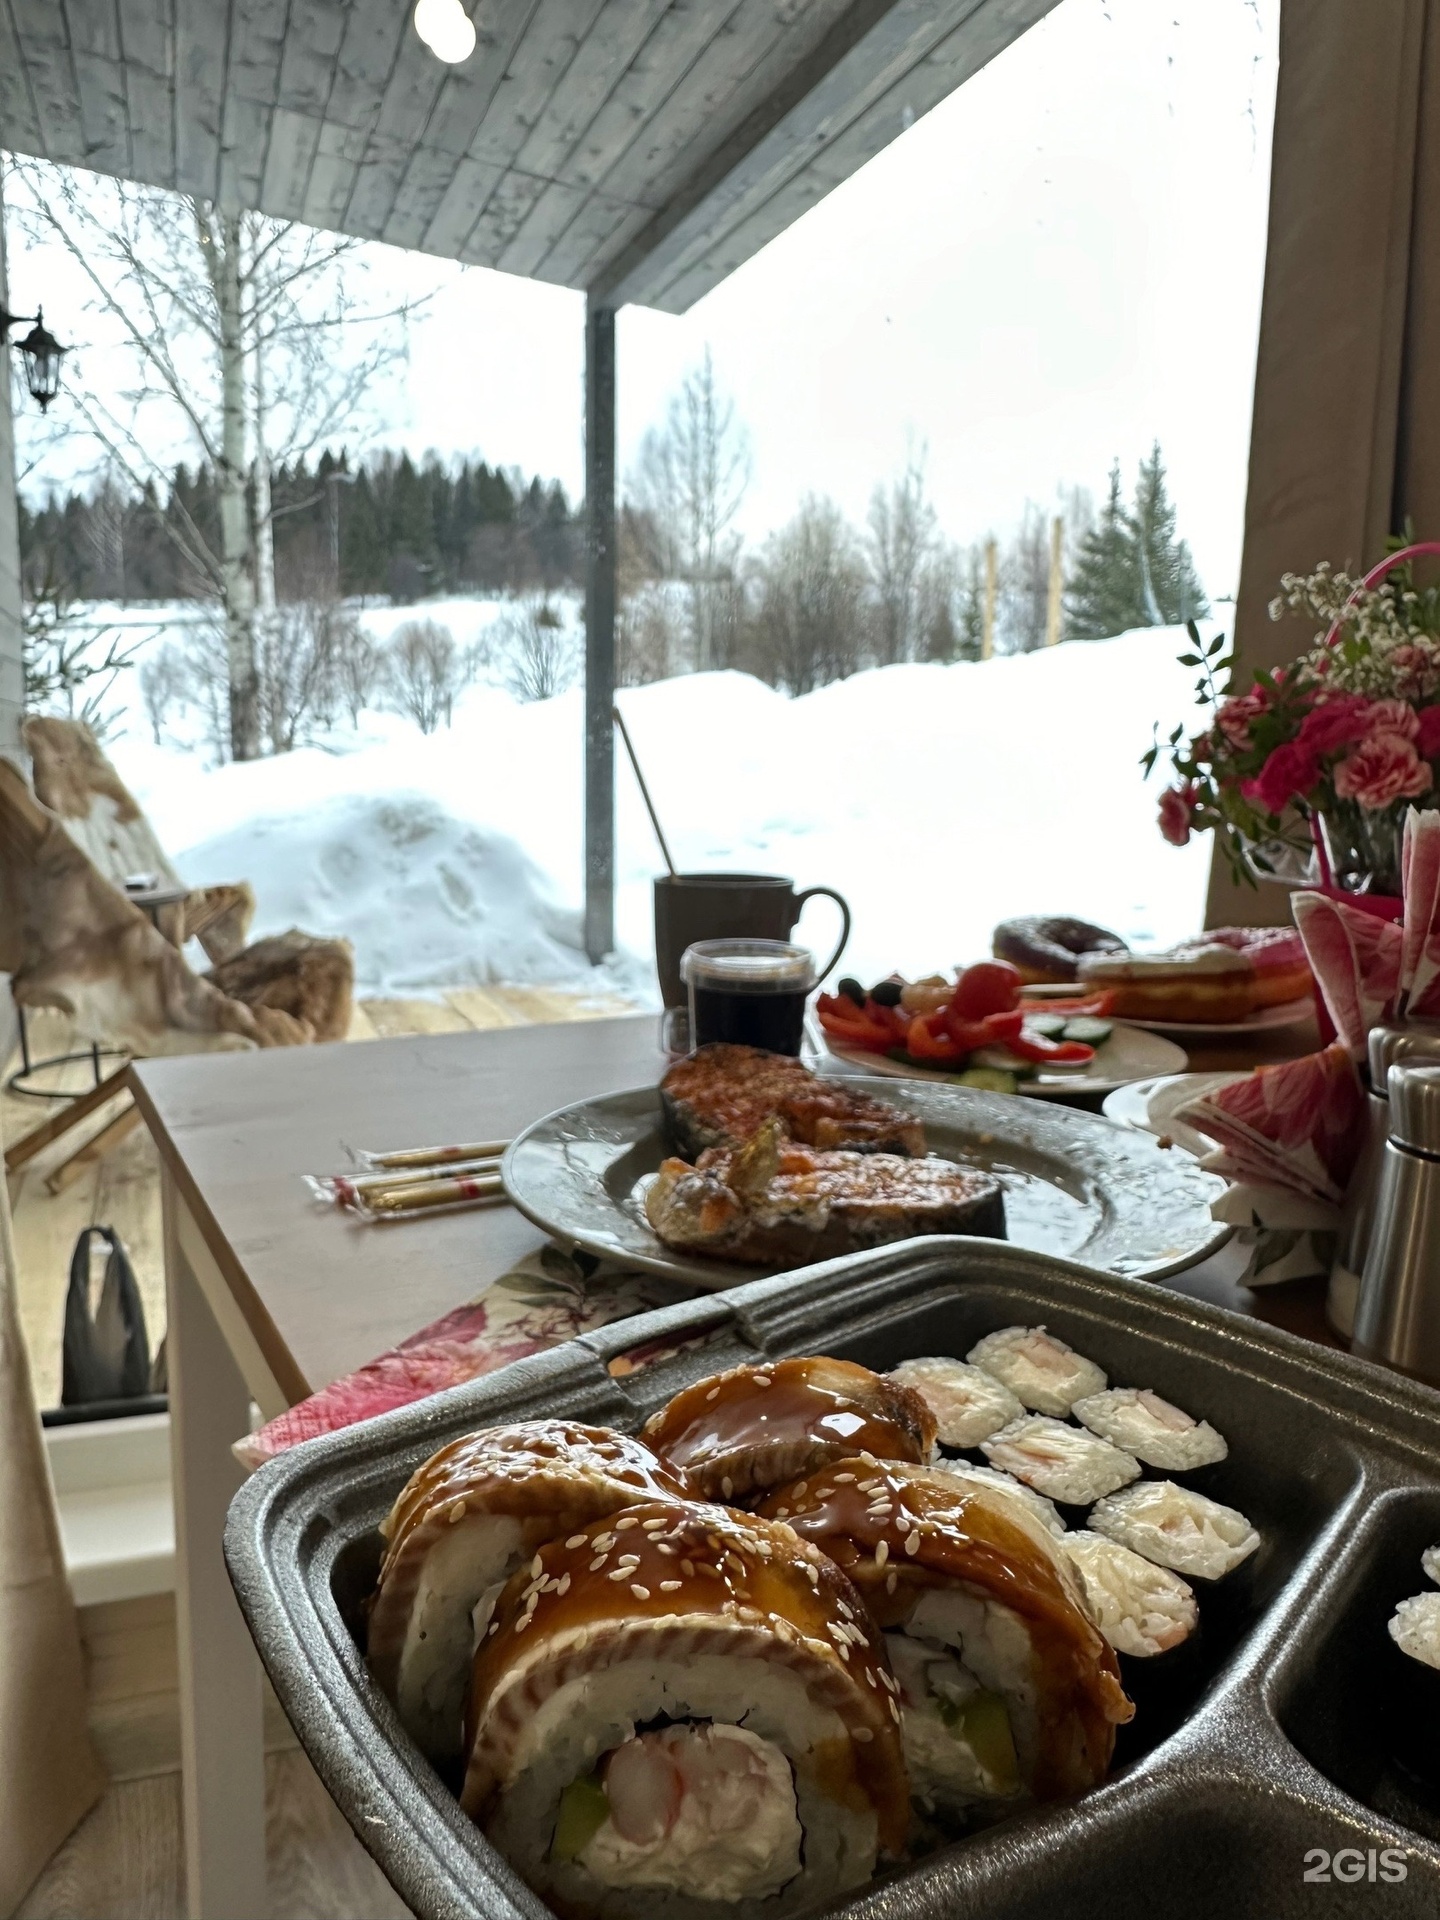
[613,704,677,876]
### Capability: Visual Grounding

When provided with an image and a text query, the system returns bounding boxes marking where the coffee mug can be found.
[652,872,851,1009]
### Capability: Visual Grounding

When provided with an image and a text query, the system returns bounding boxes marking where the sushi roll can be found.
[889,1357,1024,1449]
[460,1500,910,1919]
[1089,1480,1259,1580]
[1071,1388,1227,1473]
[642,1355,936,1503]
[981,1417,1140,1506]
[967,1326,1107,1416]
[1423,1543,1440,1586]
[368,1421,688,1764]
[1389,1592,1440,1668]
[759,1459,1132,1814]
[1062,1530,1198,1658]
[926,1459,1066,1538]
[1386,1592,1440,1787]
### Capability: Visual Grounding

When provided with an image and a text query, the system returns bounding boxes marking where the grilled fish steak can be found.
[661,1043,926,1158]
[645,1118,1005,1266]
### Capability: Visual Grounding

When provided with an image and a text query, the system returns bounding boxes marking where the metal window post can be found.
[584,297,616,964]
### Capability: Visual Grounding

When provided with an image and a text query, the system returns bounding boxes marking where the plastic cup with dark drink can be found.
[679,939,817,1057]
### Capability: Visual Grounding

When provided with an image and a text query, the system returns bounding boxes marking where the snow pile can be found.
[106,622,1217,998]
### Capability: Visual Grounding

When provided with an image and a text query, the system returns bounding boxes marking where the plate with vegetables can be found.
[817,960,1188,1097]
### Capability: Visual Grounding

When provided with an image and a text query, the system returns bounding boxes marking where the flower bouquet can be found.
[1148,540,1440,902]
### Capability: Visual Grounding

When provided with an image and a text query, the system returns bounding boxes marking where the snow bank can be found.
[103,622,1216,999]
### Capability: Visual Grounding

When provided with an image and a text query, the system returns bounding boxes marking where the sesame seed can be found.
[794,1483,809,1499]
[805,1564,819,1586]
[754,1375,772,1388]
[617,1517,640,1531]
[853,1726,873,1742]
[657,1543,676,1556]
[565,1535,587,1550]
[721,1476,734,1498]
[833,1473,857,1484]
[642,1518,666,1533]
[449,1502,467,1524]
[557,1573,571,1594]
[660,1580,682,1592]
[775,1507,790,1520]
[886,1571,898,1595]
[515,1615,532,1633]
[681,1559,696,1577]
[905,1532,920,1556]
[706,1388,721,1402]
[631,1584,651,1600]
[839,1644,851,1661]
[589,1556,608,1573]
[530,1555,544,1577]
[875,1540,889,1568]
[487,1622,498,1637]
[608,1568,631,1582]
[593,1533,616,1552]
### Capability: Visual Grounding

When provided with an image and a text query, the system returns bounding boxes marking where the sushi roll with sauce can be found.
[967,1327,1106,1416]
[1089,1481,1259,1580]
[1071,1389,1227,1473]
[981,1416,1141,1506]
[368,1421,688,1764]
[642,1355,936,1503]
[1062,1531,1198,1659]
[927,1460,1066,1538]
[889,1357,1024,1449]
[460,1501,909,1919]
[759,1459,1132,1815]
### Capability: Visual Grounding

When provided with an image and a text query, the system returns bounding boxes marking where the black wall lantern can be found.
[0,303,67,411]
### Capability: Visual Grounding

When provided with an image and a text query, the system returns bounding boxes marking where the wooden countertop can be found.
[130,1011,1336,1409]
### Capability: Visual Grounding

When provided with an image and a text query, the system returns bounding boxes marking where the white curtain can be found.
[0,985,105,1914]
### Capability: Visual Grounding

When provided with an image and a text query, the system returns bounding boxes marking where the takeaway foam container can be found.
[224,1239,1440,1919]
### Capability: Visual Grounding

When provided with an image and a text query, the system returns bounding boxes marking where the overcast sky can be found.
[12,0,1277,601]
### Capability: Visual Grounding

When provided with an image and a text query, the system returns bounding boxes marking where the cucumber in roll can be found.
[461,1500,910,1920]
[760,1459,1132,1815]
[368,1421,689,1765]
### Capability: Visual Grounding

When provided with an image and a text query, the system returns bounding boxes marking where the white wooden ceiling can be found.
[0,0,1058,312]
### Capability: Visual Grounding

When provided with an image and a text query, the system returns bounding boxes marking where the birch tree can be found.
[4,160,417,759]
[866,454,938,665]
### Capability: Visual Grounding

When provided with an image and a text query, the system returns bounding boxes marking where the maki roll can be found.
[1389,1593,1440,1668]
[1423,1543,1440,1585]
[1071,1389,1227,1472]
[889,1357,1024,1449]
[368,1421,688,1764]
[1088,1481,1259,1580]
[759,1459,1132,1814]
[460,1500,910,1919]
[967,1327,1107,1416]
[927,1459,1066,1538]
[981,1416,1141,1506]
[1386,1591,1440,1787]
[642,1356,936,1503]
[1062,1530,1198,1658]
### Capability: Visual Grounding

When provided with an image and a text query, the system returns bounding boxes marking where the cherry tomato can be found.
[952,960,1023,1019]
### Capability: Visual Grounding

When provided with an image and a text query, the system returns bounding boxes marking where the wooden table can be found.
[129,1010,1330,1918]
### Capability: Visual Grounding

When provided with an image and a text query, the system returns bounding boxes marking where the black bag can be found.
[61,1226,152,1406]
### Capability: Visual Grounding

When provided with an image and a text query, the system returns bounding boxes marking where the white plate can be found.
[1102,1071,1248,1158]
[821,1020,1188,1097]
[1124,998,1315,1038]
[502,1078,1230,1287]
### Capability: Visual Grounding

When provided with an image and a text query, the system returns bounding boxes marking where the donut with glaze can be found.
[992,916,1129,985]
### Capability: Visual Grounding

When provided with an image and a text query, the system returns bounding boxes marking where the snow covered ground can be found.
[81,610,1217,1000]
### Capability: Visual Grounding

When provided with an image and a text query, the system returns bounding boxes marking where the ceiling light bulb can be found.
[414,0,475,63]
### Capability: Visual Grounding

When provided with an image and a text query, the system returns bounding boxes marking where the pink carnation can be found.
[1417,705,1440,759]
[1242,742,1320,816]
[1332,732,1433,809]
[1215,686,1270,748]
[1296,694,1373,755]
[1365,698,1420,739]
[1158,784,1197,847]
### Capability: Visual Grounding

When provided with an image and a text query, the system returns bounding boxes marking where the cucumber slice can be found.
[552,1772,609,1862]
[955,1067,1019,1094]
[1062,1017,1114,1046]
[1024,1012,1067,1039]
[970,1045,1037,1077]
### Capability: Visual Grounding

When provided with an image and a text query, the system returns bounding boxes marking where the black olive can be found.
[836,976,866,1005]
[869,980,904,1007]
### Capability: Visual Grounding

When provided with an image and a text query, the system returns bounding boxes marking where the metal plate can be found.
[226,1240,1440,1920]
[500,1079,1229,1285]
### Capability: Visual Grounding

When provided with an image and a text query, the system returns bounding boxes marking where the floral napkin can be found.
[1173,1041,1367,1209]
[234,1246,710,1471]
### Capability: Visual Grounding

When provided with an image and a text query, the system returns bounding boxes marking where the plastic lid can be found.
[1387,1062,1440,1153]
[1368,1021,1440,1093]
[680,938,817,993]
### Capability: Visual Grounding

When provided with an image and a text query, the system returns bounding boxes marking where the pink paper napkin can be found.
[1400,807,1440,1017]
[1174,1043,1367,1206]
[1292,892,1403,1055]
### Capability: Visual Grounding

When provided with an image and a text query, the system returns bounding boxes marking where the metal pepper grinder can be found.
[1330,1022,1440,1337]
[1353,1062,1440,1385]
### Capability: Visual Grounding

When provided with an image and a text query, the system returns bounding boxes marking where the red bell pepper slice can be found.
[943,1005,1025,1051]
[905,1012,967,1062]
[1008,1030,1096,1065]
[817,996,898,1052]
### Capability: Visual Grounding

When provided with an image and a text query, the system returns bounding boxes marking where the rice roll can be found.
[1089,1480,1259,1580]
[1389,1592,1440,1670]
[460,1500,910,1919]
[759,1459,1132,1813]
[1062,1530,1198,1658]
[1423,1543,1440,1586]
[368,1421,688,1764]
[926,1460,1066,1538]
[642,1355,936,1503]
[981,1417,1140,1506]
[1071,1388,1227,1472]
[889,1357,1024,1449]
[967,1327,1106,1416]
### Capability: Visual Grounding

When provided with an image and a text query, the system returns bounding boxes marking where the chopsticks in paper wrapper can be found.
[305,1141,512,1220]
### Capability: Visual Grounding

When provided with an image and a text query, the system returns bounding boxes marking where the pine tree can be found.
[1064,462,1145,639]
[1131,441,1209,624]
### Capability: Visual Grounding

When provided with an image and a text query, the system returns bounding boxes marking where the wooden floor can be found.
[3,984,636,1919]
